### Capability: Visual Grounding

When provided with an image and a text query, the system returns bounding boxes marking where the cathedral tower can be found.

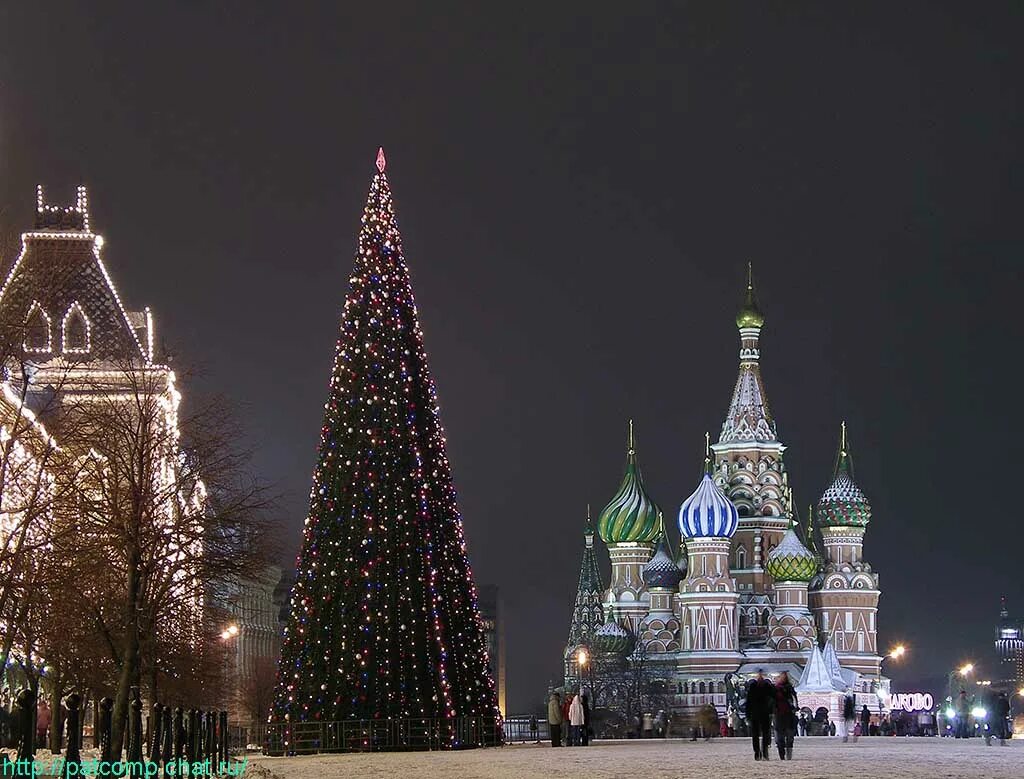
[809,423,881,675]
[564,508,606,688]
[676,452,744,675]
[597,421,660,633]
[765,516,818,651]
[711,266,791,615]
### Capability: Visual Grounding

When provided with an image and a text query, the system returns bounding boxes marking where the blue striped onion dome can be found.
[593,615,634,657]
[642,535,682,589]
[597,431,661,545]
[765,525,818,582]
[817,450,871,528]
[678,472,739,539]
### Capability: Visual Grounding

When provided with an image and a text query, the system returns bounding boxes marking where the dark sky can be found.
[2,3,1021,712]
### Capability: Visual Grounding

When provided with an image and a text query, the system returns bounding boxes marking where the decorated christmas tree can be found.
[272,149,498,733]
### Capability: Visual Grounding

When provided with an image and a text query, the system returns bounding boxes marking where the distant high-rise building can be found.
[994,596,1024,689]
[477,585,506,716]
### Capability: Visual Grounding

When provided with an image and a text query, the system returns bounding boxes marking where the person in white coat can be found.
[568,694,585,746]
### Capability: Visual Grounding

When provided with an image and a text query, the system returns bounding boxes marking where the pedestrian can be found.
[841,689,856,742]
[728,707,738,737]
[719,717,728,738]
[773,671,798,760]
[548,691,563,747]
[529,714,538,743]
[797,711,807,737]
[828,719,836,737]
[746,669,775,761]
[581,693,592,746]
[993,691,1010,746]
[561,693,572,744]
[35,699,51,746]
[642,712,654,739]
[860,704,871,736]
[954,690,970,739]
[569,694,584,747]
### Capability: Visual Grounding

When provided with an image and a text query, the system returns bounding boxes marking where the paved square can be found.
[249,737,1022,779]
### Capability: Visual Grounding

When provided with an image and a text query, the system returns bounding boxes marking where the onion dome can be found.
[675,542,689,576]
[736,262,765,329]
[592,612,634,657]
[678,451,739,539]
[817,422,871,528]
[642,534,682,589]
[597,421,661,545]
[766,519,818,582]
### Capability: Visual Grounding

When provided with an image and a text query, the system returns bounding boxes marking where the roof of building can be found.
[678,458,739,539]
[817,423,872,528]
[796,643,844,693]
[0,187,151,364]
[719,269,776,445]
[642,534,683,589]
[765,521,818,582]
[597,421,661,545]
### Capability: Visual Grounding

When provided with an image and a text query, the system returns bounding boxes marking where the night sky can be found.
[2,3,1021,712]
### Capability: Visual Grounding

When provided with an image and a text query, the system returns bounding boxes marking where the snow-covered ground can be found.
[248,737,1022,779]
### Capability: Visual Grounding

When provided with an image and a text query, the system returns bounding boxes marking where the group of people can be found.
[952,688,1013,745]
[547,690,592,747]
[744,669,799,761]
[0,695,53,748]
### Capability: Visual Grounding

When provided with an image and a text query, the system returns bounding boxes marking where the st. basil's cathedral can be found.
[563,269,888,722]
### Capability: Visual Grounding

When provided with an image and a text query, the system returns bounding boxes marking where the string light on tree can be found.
[271,149,498,737]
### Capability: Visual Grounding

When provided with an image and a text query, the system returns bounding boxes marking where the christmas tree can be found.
[272,149,498,734]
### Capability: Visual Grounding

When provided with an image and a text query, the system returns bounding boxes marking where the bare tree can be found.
[55,359,271,756]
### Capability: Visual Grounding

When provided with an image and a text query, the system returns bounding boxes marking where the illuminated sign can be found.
[888,692,934,712]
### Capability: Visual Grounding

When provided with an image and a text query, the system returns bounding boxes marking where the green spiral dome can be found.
[597,428,661,545]
[817,448,872,529]
[592,613,635,657]
[765,524,818,582]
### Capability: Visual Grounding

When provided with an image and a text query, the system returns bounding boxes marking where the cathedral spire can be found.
[719,265,777,444]
[565,505,605,659]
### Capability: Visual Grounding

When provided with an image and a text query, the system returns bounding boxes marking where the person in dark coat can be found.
[773,672,798,760]
[581,694,592,746]
[745,669,775,760]
[993,692,1011,745]
[547,692,563,747]
[860,705,871,736]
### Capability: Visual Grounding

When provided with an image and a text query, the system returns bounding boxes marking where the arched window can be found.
[62,302,91,354]
[736,546,747,569]
[24,302,52,352]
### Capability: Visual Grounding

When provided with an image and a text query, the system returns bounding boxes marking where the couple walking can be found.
[746,669,799,761]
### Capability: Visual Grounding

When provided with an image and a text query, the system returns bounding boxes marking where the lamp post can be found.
[220,624,240,722]
[945,663,974,738]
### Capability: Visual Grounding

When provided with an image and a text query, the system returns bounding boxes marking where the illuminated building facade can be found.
[563,270,887,721]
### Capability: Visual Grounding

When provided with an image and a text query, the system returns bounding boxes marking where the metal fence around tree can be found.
[3,686,237,778]
[262,716,503,754]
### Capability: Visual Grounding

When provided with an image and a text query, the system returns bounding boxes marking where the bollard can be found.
[149,703,163,769]
[127,688,144,779]
[16,688,36,768]
[219,711,228,766]
[173,708,184,773]
[98,697,114,766]
[62,694,83,779]
[206,712,216,766]
[161,707,173,779]
[186,709,197,769]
